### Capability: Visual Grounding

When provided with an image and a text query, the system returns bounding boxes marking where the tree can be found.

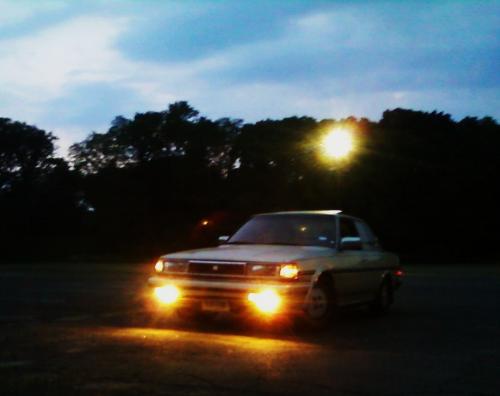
[68,102,242,258]
[70,101,238,175]
[0,118,58,191]
[0,118,80,260]
[4,103,500,262]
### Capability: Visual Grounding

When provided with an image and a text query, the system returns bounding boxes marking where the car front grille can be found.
[187,260,246,276]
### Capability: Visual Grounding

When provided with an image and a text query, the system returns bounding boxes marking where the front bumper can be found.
[147,275,310,315]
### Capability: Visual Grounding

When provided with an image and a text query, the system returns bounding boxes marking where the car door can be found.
[333,216,367,305]
[354,219,386,299]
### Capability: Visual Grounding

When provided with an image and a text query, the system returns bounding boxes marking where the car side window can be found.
[355,220,380,250]
[340,217,362,250]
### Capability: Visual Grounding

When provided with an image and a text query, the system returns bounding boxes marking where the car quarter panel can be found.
[299,253,364,306]
[301,250,399,306]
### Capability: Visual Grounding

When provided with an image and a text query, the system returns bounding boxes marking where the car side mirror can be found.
[340,236,363,250]
[218,235,229,244]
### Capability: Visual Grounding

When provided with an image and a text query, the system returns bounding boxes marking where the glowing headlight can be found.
[155,259,187,273]
[279,264,299,279]
[154,260,164,272]
[248,289,281,314]
[154,285,180,304]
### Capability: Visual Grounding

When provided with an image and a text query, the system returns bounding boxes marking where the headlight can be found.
[279,264,299,279]
[154,260,164,272]
[155,259,188,273]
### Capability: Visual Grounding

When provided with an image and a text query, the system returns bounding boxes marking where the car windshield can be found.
[227,214,336,247]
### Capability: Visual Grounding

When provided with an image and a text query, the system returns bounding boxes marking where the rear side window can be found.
[340,217,360,238]
[339,217,362,250]
[355,220,380,250]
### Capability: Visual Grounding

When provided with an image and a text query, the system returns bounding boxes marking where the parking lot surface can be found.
[1,263,499,395]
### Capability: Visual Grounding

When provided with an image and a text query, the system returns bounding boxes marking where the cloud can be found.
[201,2,499,88]
[115,1,321,63]
[0,15,128,96]
[0,12,233,108]
[0,0,66,26]
[0,12,232,153]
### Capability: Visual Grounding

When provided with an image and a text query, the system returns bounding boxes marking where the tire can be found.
[371,277,393,314]
[303,278,336,326]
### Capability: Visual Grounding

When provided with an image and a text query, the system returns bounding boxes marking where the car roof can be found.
[257,210,342,216]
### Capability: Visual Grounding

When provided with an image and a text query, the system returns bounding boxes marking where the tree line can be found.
[1,102,499,263]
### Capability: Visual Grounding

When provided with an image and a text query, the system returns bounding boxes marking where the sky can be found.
[1,0,499,155]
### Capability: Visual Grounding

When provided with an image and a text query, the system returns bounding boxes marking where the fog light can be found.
[248,289,281,314]
[154,285,180,304]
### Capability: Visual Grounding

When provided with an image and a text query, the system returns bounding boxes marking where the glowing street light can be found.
[314,125,358,208]
[320,127,355,160]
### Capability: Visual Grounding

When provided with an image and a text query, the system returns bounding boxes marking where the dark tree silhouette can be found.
[0,119,81,260]
[2,104,499,263]
[0,118,58,190]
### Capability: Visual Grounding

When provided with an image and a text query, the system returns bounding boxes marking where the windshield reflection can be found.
[228,215,336,248]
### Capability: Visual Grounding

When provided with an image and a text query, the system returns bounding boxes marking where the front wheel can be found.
[304,280,336,326]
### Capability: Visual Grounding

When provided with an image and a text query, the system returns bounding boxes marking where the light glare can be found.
[248,289,281,314]
[280,264,299,279]
[154,285,180,304]
[154,260,164,272]
[321,128,354,159]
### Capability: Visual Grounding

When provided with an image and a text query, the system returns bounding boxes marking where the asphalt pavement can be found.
[0,262,499,396]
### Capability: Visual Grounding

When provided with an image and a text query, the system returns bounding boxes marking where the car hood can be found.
[163,244,333,263]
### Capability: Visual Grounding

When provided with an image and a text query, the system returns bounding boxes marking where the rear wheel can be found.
[371,277,393,313]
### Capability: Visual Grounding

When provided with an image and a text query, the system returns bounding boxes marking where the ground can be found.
[0,262,499,396]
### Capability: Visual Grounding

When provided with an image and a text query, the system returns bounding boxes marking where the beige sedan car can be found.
[148,211,403,323]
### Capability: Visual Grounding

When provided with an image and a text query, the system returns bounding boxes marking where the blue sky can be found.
[1,0,499,154]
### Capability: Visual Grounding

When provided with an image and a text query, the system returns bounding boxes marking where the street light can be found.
[320,127,355,160]
[316,125,357,209]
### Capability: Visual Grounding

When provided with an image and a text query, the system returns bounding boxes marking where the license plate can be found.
[201,300,230,312]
